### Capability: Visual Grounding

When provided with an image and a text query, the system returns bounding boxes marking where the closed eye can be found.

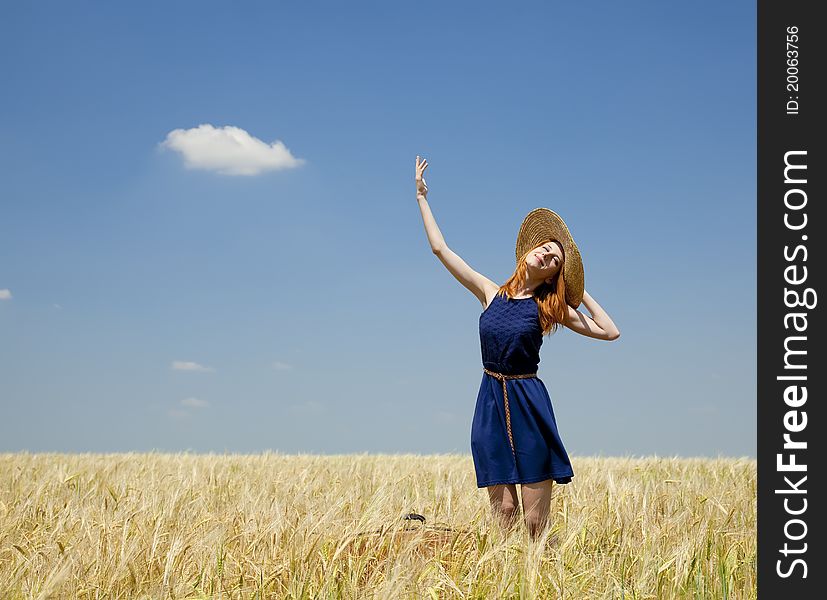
[541,245,559,265]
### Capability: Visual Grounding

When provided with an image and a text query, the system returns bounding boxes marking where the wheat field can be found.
[0,452,755,599]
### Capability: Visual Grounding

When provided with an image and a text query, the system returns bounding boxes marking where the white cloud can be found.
[0,289,11,300]
[171,360,213,372]
[272,361,294,371]
[159,123,305,175]
[181,397,209,409]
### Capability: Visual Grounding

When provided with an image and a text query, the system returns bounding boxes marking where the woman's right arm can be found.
[415,156,498,307]
[415,156,446,253]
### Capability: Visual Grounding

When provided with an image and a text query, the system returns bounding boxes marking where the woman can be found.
[414,155,620,541]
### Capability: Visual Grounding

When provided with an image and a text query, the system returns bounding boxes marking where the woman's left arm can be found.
[562,290,621,341]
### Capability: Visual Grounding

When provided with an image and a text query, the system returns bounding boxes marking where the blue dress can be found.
[471,292,575,487]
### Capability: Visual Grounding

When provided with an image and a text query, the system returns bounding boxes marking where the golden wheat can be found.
[0,452,755,599]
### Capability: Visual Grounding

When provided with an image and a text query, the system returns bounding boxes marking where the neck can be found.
[515,273,547,297]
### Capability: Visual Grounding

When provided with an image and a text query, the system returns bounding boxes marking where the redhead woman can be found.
[414,155,620,541]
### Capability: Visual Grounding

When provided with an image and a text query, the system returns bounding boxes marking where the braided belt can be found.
[483,368,538,457]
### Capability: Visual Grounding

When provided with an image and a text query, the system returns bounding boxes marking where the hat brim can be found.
[515,208,584,308]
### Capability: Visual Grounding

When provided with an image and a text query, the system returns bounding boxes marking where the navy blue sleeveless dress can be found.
[471,292,574,487]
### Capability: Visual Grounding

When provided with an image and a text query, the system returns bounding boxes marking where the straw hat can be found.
[515,207,585,308]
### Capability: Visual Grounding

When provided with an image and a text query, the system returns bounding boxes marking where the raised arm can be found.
[562,289,621,341]
[415,156,499,308]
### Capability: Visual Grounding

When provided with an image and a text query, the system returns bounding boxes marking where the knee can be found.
[495,501,519,522]
[524,511,549,535]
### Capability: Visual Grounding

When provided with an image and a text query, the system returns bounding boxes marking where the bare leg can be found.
[486,484,520,534]
[520,479,553,541]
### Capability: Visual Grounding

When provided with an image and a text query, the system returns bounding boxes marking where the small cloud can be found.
[168,397,210,419]
[272,361,294,371]
[159,123,305,176]
[171,360,213,372]
[0,289,11,300]
[181,397,209,409]
[53,303,63,310]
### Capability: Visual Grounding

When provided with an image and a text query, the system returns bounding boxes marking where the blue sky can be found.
[0,1,755,457]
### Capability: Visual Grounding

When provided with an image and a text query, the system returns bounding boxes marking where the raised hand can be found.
[415,155,429,199]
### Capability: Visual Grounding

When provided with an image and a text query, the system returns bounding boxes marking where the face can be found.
[525,240,563,279]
